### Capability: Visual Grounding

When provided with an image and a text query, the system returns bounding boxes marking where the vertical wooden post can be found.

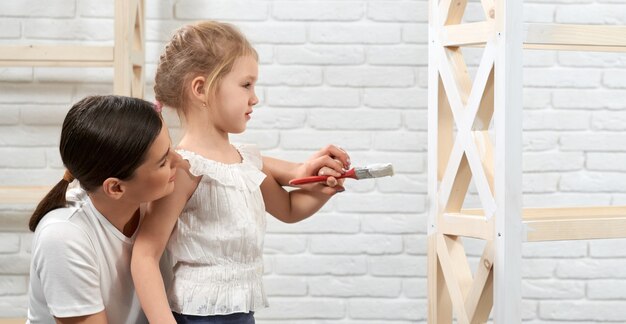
[428,0,509,321]
[428,0,453,321]
[114,0,145,98]
[493,0,523,321]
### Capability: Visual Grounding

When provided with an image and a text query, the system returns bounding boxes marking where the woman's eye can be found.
[243,82,251,88]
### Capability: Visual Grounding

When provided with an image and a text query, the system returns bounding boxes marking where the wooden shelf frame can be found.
[0,45,115,67]
[442,22,626,52]
[428,0,626,322]
[0,0,145,97]
[445,206,626,242]
[0,0,145,240]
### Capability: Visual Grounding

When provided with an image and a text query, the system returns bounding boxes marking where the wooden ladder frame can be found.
[0,0,145,222]
[0,1,145,320]
[428,0,626,322]
[0,0,145,97]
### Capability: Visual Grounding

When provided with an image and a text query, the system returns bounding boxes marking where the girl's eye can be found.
[243,82,251,88]
[160,158,168,167]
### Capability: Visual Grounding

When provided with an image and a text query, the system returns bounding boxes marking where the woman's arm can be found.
[131,166,199,324]
[55,311,108,324]
[261,145,350,223]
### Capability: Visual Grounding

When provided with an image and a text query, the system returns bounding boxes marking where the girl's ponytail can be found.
[28,178,71,232]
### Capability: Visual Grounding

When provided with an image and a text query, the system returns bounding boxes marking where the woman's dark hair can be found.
[29,95,163,231]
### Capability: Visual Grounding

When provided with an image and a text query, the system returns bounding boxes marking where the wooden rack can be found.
[427,0,626,322]
[0,0,145,233]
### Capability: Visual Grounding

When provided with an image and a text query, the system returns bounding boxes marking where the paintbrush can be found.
[289,163,394,185]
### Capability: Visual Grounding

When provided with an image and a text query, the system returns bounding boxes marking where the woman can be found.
[27,95,183,324]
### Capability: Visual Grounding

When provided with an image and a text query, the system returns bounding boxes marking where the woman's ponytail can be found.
[28,178,71,232]
[28,95,162,232]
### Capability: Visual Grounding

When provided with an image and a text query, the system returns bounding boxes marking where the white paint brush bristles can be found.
[354,163,394,179]
[288,163,394,185]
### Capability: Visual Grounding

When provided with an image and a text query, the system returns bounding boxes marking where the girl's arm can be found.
[131,166,199,324]
[261,145,350,223]
[266,145,350,187]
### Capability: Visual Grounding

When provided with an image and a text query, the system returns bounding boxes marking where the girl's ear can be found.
[102,177,125,200]
[190,76,208,104]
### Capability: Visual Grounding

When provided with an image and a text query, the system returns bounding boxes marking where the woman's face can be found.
[121,124,180,203]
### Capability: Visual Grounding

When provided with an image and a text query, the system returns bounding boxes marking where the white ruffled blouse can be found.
[166,144,268,315]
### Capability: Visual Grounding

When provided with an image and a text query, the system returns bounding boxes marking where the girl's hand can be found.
[297,144,350,194]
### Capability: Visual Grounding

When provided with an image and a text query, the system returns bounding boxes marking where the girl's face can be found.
[212,55,259,134]
[121,124,180,203]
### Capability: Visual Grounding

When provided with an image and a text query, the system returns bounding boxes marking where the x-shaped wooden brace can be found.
[436,235,494,323]
[434,41,496,324]
[438,41,496,219]
[432,0,498,321]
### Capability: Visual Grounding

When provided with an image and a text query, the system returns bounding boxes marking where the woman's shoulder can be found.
[32,207,96,257]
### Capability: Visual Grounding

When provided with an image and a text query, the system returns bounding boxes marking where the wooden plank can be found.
[436,235,470,324]
[441,152,471,213]
[444,47,472,107]
[523,206,626,241]
[437,77,454,182]
[0,319,27,324]
[525,23,626,48]
[526,215,626,241]
[428,235,453,323]
[460,44,497,218]
[0,186,50,205]
[493,0,523,321]
[439,213,494,240]
[522,206,626,219]
[0,45,113,66]
[445,23,626,52]
[114,0,145,98]
[442,0,468,26]
[524,43,626,52]
[480,0,495,20]
[465,241,494,323]
[437,46,467,122]
[462,206,626,242]
[473,69,495,131]
[428,0,452,320]
[442,21,495,47]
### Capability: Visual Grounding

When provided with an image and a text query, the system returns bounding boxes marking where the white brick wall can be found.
[1,0,626,322]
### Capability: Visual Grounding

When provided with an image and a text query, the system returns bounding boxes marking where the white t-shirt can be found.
[27,188,147,324]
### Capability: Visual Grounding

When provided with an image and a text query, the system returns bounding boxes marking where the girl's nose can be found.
[250,92,259,106]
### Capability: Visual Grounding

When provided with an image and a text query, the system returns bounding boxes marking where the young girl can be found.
[131,21,350,323]
[27,95,182,324]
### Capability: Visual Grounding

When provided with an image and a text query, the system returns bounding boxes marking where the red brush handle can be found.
[289,168,356,185]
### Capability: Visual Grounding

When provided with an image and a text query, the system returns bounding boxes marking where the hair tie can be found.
[62,170,75,183]
[153,100,163,113]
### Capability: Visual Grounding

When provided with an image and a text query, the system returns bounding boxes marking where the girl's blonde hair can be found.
[154,21,257,116]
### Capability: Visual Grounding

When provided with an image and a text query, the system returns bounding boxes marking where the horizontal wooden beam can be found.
[525,23,626,52]
[0,319,27,324]
[523,206,626,241]
[0,186,50,205]
[441,21,495,47]
[439,213,494,240]
[0,45,114,67]
[441,23,626,52]
[463,206,626,242]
